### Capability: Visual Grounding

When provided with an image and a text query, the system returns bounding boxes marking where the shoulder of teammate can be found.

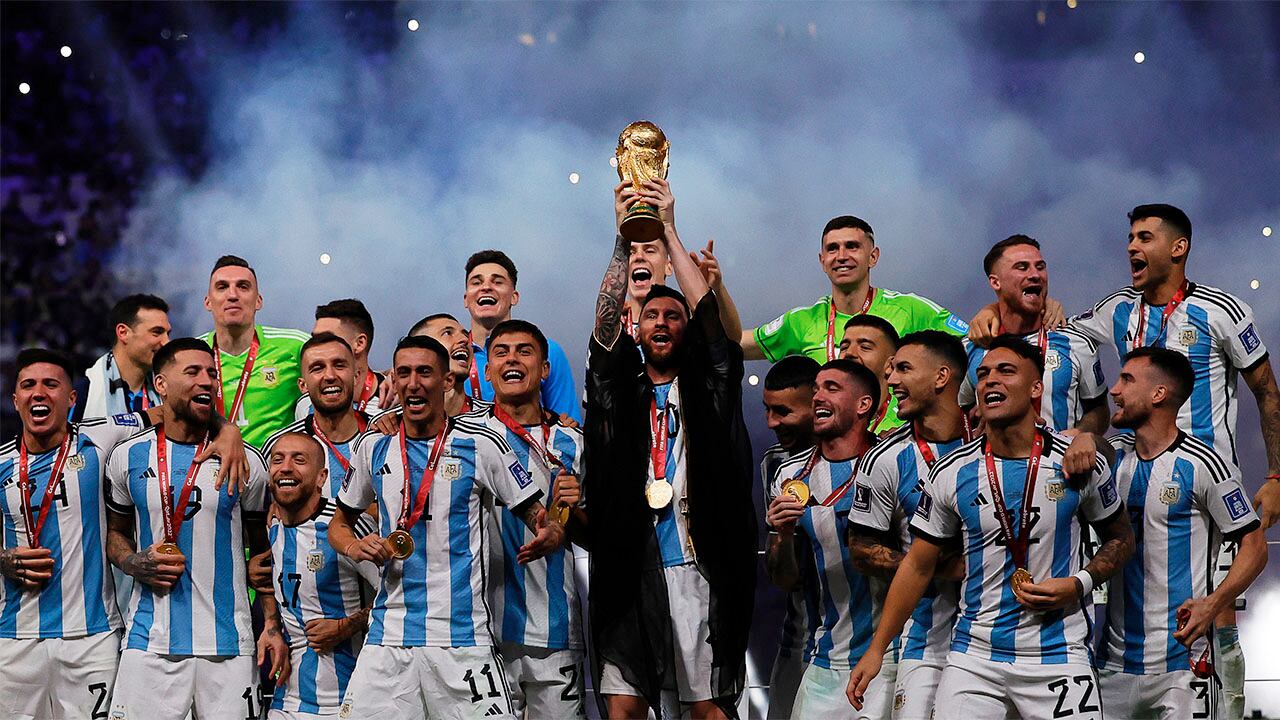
[880,288,968,335]
[262,418,310,456]
[927,436,982,489]
[1106,432,1136,457]
[1191,282,1268,366]
[451,415,514,455]
[258,325,311,348]
[859,423,912,474]
[1176,433,1236,487]
[771,446,817,493]
[104,425,159,509]
[751,297,823,361]
[1046,428,1107,476]
[1189,282,1251,326]
[77,411,148,450]
[1053,324,1102,357]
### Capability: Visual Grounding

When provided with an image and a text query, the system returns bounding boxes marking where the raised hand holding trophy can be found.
[615,121,670,243]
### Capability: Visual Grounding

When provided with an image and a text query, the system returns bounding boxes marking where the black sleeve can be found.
[587,332,642,414]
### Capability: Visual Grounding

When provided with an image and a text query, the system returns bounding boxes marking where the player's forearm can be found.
[712,284,743,342]
[1083,511,1135,586]
[258,589,284,631]
[1244,361,1280,473]
[1209,528,1268,612]
[665,225,710,307]
[593,233,630,349]
[520,501,549,534]
[327,509,360,557]
[848,532,905,579]
[105,514,138,571]
[765,532,800,591]
[867,544,937,657]
[1075,401,1110,436]
[739,330,766,361]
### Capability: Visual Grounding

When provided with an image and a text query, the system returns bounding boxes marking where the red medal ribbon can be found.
[983,430,1045,572]
[871,396,890,431]
[18,433,74,548]
[790,441,869,507]
[467,355,483,400]
[1132,279,1189,351]
[354,371,376,413]
[311,414,365,475]
[825,287,876,361]
[623,306,639,340]
[211,330,260,422]
[650,394,670,480]
[493,405,563,472]
[396,421,449,532]
[155,424,209,546]
[914,416,973,470]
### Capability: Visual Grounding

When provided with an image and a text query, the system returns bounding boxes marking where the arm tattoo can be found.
[848,532,906,579]
[593,233,631,350]
[0,549,16,578]
[521,501,547,531]
[1084,510,1134,585]
[1248,364,1280,472]
[121,550,158,579]
[765,533,800,590]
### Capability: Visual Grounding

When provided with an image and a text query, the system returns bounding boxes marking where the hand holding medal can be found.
[385,422,450,562]
[549,471,581,526]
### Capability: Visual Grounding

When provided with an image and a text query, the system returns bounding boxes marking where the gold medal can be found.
[550,503,571,526]
[646,479,673,509]
[1010,567,1034,596]
[781,479,811,506]
[155,542,182,556]
[386,529,415,560]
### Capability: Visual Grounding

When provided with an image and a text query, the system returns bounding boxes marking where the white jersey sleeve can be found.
[1078,454,1121,523]
[346,512,384,586]
[910,466,959,541]
[1072,333,1107,403]
[850,452,897,533]
[105,440,135,512]
[337,434,378,510]
[1215,296,1268,370]
[1199,458,1259,536]
[91,412,149,448]
[474,433,543,510]
[238,445,270,513]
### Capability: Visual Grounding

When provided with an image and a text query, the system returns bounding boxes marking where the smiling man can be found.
[409,312,493,417]
[839,314,902,434]
[73,293,171,420]
[294,299,386,421]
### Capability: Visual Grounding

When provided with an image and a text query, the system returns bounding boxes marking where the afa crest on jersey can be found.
[1045,479,1065,502]
[440,458,462,481]
[262,366,279,386]
[307,550,325,572]
[1044,350,1062,372]
[1179,328,1199,347]
[67,453,87,471]
[1158,482,1180,506]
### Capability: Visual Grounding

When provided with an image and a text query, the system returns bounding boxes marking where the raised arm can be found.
[1243,359,1280,528]
[593,231,631,351]
[633,178,710,306]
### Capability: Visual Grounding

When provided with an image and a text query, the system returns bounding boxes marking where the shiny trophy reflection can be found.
[615,121,669,243]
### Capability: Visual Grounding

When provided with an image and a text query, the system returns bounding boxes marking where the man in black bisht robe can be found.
[584,178,756,719]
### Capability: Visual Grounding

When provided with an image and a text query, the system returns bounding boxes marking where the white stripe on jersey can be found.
[337,419,540,648]
[851,424,963,662]
[105,427,269,656]
[960,328,1105,432]
[1072,282,1269,464]
[269,500,379,714]
[772,449,879,671]
[264,417,362,499]
[477,410,585,651]
[1099,433,1259,675]
[910,431,1120,664]
[762,443,818,660]
[0,414,141,639]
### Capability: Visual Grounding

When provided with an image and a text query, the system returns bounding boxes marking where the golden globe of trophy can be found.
[615,121,670,243]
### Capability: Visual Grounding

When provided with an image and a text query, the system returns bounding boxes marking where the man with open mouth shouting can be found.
[409,312,493,417]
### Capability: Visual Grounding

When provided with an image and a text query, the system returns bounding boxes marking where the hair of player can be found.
[408,312,460,337]
[315,298,374,346]
[982,234,1041,276]
[1128,203,1192,244]
[843,314,900,349]
[641,283,690,315]
[987,334,1046,378]
[821,215,875,245]
[819,357,881,415]
[898,330,968,379]
[210,254,257,279]
[152,337,215,374]
[109,294,169,336]
[14,347,77,386]
[1123,346,1195,408]
[764,354,821,391]
[393,334,450,373]
[300,331,354,362]
[465,249,519,286]
[486,319,549,360]
[271,431,326,467]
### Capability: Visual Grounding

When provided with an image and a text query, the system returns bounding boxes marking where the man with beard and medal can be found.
[585,179,755,719]
[105,338,283,719]
[847,336,1134,720]
[265,432,380,719]
[328,335,564,719]
[847,331,972,718]
[764,359,887,719]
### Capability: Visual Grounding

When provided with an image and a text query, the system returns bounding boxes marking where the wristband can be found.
[1073,569,1095,597]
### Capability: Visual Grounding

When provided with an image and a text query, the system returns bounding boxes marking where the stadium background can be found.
[2,1,1277,716]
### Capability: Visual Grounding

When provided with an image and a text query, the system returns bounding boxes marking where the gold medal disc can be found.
[1010,567,1034,596]
[550,503,571,526]
[781,479,811,506]
[646,479,674,509]
[387,530,415,560]
[155,542,182,555]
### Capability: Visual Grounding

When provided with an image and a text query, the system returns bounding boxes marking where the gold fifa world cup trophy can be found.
[615,121,670,243]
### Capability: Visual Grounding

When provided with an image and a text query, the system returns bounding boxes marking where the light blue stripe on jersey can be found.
[1165,458,1194,673]
[324,441,353,498]
[126,440,156,650]
[366,437,394,646]
[38,459,63,636]
[77,449,110,634]
[1121,459,1151,673]
[499,433,530,645]
[952,462,982,655]
[448,436,477,647]
[1047,333,1073,431]
[988,459,1022,662]
[1184,306,1215,450]
[214,472,238,655]
[166,442,196,653]
[653,384,684,566]
[805,460,873,668]
[0,479,21,635]
[1042,460,1074,664]
[895,438,962,660]
[402,438,433,646]
[279,526,320,713]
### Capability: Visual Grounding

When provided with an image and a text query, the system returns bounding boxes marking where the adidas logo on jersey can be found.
[484,704,504,717]
[141,468,157,479]
[970,492,989,507]
[376,463,392,476]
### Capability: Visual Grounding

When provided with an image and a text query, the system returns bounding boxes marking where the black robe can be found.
[583,293,757,715]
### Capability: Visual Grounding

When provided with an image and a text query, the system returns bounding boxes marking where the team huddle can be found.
[2,178,1277,720]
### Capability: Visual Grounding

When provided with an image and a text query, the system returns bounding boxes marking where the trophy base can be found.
[621,205,663,243]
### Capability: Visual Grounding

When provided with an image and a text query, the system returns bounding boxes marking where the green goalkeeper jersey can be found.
[200,325,309,447]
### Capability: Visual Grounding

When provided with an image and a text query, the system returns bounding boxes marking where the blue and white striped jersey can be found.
[1072,283,1269,464]
[850,424,964,662]
[475,409,585,651]
[269,499,379,714]
[960,328,1106,432]
[0,414,142,639]
[647,381,693,569]
[105,427,269,656]
[771,448,878,671]
[264,416,366,499]
[1098,433,1259,675]
[763,443,820,662]
[910,430,1120,663]
[337,419,541,648]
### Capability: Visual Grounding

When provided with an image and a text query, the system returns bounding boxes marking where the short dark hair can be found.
[986,335,1045,378]
[819,358,881,414]
[1123,346,1195,408]
[487,319,549,360]
[393,335,450,372]
[14,348,76,385]
[210,254,257,278]
[898,330,969,378]
[843,314,900,349]
[409,313,461,337]
[315,299,374,346]
[983,234,1041,276]
[641,283,689,315]
[153,338,215,374]
[300,331,354,362]
[764,355,821,391]
[821,215,875,245]
[465,250,518,286]
[1128,204,1192,243]
[110,294,169,333]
